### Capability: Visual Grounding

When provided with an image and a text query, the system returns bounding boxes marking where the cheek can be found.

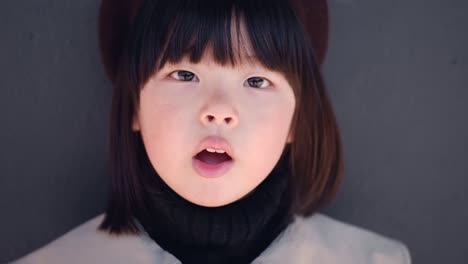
[252,98,295,136]
[242,100,294,170]
[139,85,191,136]
[140,103,175,138]
[138,94,190,165]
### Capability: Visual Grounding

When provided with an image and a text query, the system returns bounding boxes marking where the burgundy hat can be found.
[98,0,329,83]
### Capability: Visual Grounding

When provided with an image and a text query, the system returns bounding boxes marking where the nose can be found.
[199,94,238,128]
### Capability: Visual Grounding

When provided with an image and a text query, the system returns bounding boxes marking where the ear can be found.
[132,114,140,131]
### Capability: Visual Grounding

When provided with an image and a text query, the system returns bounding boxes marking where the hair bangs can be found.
[129,0,308,89]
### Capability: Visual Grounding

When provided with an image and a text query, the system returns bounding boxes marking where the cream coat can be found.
[10,213,411,264]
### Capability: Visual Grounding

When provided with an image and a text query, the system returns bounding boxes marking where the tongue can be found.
[195,150,232,165]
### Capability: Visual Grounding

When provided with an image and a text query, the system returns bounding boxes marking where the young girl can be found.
[11,0,411,263]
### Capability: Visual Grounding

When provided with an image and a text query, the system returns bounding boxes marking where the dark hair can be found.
[98,0,343,235]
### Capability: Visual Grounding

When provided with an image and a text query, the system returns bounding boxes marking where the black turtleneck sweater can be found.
[134,146,295,264]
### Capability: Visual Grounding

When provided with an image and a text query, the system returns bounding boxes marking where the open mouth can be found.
[194,149,233,165]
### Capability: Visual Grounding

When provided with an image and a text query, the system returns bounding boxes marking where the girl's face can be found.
[132,51,295,207]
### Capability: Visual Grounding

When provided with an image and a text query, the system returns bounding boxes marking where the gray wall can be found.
[1,0,467,263]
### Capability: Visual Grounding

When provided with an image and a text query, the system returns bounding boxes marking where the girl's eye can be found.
[244,77,271,89]
[170,70,198,82]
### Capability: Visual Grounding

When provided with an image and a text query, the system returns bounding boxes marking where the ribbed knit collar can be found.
[135,148,294,264]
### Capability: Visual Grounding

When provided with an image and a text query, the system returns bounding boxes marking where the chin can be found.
[183,189,243,208]
[196,200,229,208]
[186,194,233,208]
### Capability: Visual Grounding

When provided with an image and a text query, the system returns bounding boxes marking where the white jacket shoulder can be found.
[9,214,178,264]
[253,213,412,264]
[254,213,411,264]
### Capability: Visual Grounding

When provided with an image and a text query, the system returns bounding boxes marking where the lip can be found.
[192,158,234,178]
[193,135,235,160]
